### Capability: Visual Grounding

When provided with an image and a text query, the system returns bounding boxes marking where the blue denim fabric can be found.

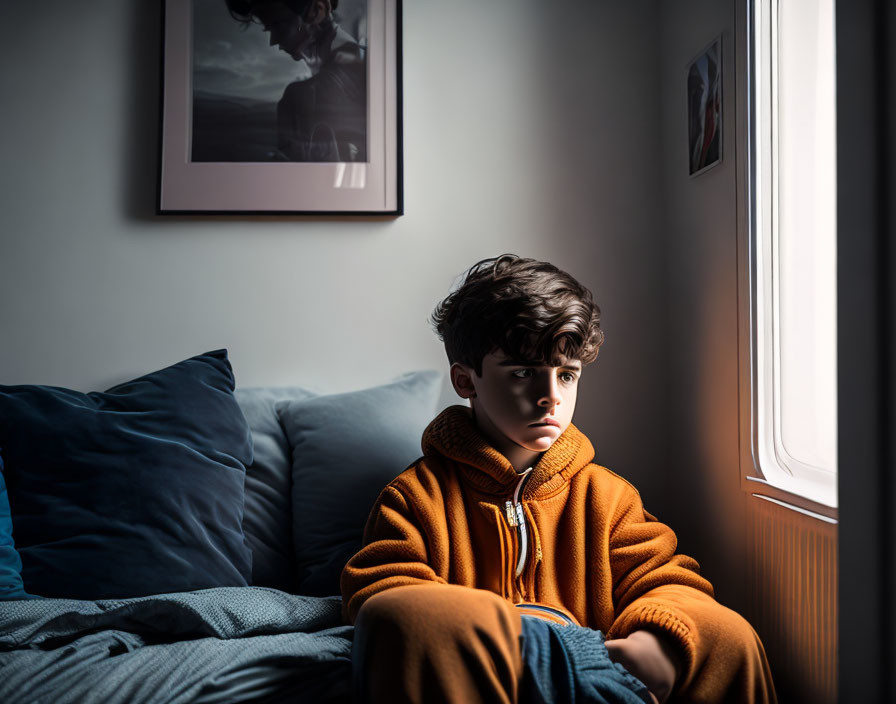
[519,616,654,704]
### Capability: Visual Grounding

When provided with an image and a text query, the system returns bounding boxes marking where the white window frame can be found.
[736,0,839,519]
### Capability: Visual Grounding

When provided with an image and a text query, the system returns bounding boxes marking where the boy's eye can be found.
[560,371,578,383]
[511,368,533,379]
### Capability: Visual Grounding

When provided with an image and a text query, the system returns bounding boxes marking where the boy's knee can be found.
[355,584,449,632]
[673,607,775,704]
[357,583,520,639]
[718,609,765,661]
[354,588,405,641]
[356,586,412,624]
[353,585,524,704]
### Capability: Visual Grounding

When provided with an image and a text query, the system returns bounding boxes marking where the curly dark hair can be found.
[430,255,605,376]
[225,0,338,25]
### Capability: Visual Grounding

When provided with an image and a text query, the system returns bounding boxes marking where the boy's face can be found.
[255,1,326,63]
[452,350,582,470]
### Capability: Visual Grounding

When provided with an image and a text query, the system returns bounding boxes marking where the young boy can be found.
[341,255,777,704]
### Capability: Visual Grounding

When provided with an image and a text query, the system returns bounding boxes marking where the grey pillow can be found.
[277,371,443,596]
[235,386,316,591]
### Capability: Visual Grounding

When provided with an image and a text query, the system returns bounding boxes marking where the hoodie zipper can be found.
[503,468,533,597]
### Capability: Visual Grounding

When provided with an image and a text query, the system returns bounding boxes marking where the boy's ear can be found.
[449,363,478,399]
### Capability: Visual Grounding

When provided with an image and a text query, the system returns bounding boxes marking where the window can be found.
[746,0,838,510]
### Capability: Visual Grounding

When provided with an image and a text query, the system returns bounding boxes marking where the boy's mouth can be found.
[530,418,560,428]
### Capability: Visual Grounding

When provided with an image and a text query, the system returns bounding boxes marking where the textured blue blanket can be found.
[0,587,352,704]
[519,616,653,704]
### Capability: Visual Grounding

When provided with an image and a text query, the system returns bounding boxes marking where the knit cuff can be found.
[608,603,697,679]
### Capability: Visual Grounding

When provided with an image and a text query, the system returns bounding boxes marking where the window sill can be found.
[742,475,839,522]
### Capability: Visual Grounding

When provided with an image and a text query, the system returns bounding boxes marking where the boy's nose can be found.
[537,377,562,408]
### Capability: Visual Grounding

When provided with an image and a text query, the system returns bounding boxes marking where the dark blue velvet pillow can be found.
[0,350,254,600]
[0,451,32,600]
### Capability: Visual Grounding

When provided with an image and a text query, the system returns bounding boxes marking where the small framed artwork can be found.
[158,0,402,215]
[687,35,722,177]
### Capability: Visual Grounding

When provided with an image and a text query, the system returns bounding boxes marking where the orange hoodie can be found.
[342,406,775,702]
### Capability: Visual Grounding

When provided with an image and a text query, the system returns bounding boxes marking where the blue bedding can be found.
[0,587,352,704]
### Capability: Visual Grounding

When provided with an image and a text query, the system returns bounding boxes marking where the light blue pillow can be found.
[277,371,443,596]
[235,386,317,591]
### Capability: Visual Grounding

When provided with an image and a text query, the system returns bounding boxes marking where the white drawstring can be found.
[508,468,533,578]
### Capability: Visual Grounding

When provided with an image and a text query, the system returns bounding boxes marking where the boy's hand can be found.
[604,629,683,704]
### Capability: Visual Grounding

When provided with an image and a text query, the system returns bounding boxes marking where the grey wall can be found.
[656,0,746,608]
[0,1,668,499]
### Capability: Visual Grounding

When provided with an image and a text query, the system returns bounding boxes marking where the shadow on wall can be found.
[122,0,163,222]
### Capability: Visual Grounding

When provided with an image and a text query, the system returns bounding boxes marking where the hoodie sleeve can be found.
[604,485,776,703]
[604,491,714,667]
[340,482,448,624]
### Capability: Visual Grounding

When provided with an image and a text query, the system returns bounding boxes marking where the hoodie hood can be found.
[421,406,595,497]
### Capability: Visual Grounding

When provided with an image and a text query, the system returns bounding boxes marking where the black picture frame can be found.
[157,0,403,215]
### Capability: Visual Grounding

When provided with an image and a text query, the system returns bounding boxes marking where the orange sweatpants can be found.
[351,583,777,704]
[352,584,524,704]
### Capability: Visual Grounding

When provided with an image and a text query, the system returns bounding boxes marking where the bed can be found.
[0,350,443,703]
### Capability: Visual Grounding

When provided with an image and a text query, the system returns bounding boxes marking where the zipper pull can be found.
[515,503,526,528]
[505,500,517,527]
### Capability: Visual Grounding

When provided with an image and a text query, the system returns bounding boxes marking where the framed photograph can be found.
[687,35,722,177]
[158,0,402,215]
